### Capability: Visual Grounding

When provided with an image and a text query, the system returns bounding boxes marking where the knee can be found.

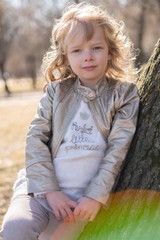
[2,217,39,240]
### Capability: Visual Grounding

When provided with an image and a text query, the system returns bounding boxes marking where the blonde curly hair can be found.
[41,2,138,88]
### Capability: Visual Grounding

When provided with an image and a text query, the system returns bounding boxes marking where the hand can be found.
[46,191,77,224]
[74,196,102,222]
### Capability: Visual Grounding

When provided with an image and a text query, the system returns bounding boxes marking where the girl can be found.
[0,2,140,240]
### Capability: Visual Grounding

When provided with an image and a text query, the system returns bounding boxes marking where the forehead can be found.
[65,22,105,47]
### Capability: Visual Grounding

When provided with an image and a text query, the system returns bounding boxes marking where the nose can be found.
[84,51,93,61]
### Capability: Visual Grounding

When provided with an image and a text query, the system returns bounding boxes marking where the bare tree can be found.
[121,0,160,65]
[3,0,61,89]
[0,1,17,95]
[93,0,160,66]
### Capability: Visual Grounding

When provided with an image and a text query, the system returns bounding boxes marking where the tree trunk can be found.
[135,0,146,65]
[0,62,10,96]
[26,55,37,89]
[77,39,160,240]
[116,38,160,192]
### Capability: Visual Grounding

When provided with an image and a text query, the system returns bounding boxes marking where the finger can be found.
[74,207,81,216]
[64,217,69,224]
[65,208,76,224]
[89,215,95,222]
[69,200,77,208]
[54,208,61,222]
[79,210,87,218]
[82,213,90,221]
[60,208,67,221]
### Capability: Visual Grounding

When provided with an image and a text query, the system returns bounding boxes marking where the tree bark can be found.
[77,39,160,240]
[115,38,160,192]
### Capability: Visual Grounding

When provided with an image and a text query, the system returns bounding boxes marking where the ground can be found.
[0,86,43,227]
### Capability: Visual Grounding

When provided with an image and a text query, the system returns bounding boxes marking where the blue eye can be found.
[73,49,81,53]
[93,46,102,50]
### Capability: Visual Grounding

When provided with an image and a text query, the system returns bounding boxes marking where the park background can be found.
[0,0,160,229]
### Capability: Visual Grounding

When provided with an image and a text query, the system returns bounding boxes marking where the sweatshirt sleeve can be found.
[84,82,140,204]
[25,83,60,194]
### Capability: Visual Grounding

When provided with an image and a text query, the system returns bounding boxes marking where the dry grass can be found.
[0,82,43,228]
[0,77,43,95]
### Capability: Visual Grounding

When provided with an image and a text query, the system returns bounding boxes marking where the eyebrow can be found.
[68,41,105,50]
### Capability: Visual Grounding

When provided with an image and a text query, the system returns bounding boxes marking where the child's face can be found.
[66,24,111,88]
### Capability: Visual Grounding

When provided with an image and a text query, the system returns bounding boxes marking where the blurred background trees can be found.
[0,0,159,94]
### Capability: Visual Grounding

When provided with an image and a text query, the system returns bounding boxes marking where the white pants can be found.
[0,194,88,240]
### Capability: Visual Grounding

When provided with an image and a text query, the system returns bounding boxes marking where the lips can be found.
[82,66,97,70]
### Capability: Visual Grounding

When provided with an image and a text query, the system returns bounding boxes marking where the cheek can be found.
[68,57,80,69]
[97,52,108,61]
[99,54,109,66]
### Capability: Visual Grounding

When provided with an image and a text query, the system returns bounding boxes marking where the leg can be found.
[1,194,49,240]
[40,213,88,240]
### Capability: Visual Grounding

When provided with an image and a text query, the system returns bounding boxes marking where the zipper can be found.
[88,101,107,141]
